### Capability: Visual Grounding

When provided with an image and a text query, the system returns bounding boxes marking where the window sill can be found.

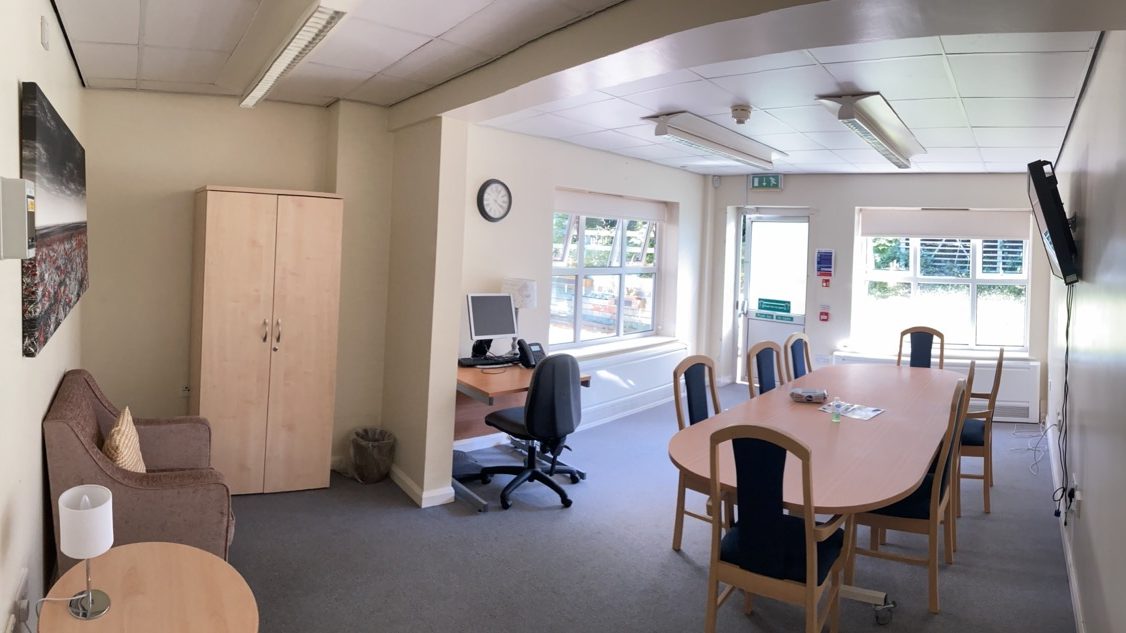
[834,348,1033,363]
[553,336,685,362]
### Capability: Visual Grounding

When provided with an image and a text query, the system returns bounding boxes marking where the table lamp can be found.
[59,484,113,619]
[501,277,537,354]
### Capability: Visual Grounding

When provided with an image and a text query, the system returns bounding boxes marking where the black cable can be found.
[1054,284,1075,521]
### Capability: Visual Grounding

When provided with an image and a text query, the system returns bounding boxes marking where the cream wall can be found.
[707,174,1046,381]
[1048,30,1126,633]
[81,90,330,417]
[0,1,85,624]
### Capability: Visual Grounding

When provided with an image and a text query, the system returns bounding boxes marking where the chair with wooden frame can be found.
[896,326,946,369]
[704,424,852,633]
[784,332,815,382]
[958,348,1005,515]
[846,371,970,614]
[745,341,785,399]
[671,355,724,551]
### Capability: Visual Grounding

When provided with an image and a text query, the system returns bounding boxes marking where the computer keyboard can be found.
[458,356,519,368]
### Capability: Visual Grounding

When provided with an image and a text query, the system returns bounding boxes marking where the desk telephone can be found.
[517,339,546,368]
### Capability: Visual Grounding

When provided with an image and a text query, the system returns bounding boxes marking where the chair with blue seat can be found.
[846,372,970,614]
[896,326,945,369]
[784,332,814,382]
[671,355,725,551]
[746,340,785,399]
[958,348,1004,515]
[704,424,852,633]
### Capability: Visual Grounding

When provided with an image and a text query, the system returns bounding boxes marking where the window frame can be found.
[550,212,660,348]
[860,236,1031,350]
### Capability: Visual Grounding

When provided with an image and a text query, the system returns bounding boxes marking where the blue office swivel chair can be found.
[703,424,850,633]
[784,332,814,382]
[897,326,946,369]
[745,341,784,399]
[671,355,724,551]
[479,354,582,509]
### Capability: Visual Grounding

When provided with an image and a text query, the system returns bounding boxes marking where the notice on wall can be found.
[816,249,834,277]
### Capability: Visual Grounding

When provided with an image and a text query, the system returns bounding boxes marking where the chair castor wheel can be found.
[561,498,573,508]
[874,599,896,625]
[578,471,587,480]
[480,474,491,484]
[500,498,511,510]
[569,473,580,484]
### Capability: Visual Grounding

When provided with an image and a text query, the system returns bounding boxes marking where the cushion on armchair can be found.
[102,406,147,473]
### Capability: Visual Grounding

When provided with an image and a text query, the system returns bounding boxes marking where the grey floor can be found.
[230,384,1074,633]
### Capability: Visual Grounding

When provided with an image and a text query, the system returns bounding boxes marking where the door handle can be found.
[275,319,282,344]
[262,319,269,343]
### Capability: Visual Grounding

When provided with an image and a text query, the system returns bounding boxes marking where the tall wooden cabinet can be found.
[189,186,343,494]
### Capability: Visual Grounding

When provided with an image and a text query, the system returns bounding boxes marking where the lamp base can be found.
[68,589,110,620]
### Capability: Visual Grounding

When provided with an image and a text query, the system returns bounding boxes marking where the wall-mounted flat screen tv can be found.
[1027,160,1080,285]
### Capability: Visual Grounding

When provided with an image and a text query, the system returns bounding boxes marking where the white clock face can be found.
[480,181,511,221]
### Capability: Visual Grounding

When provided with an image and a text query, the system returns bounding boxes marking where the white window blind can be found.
[555,189,668,222]
[858,208,1032,240]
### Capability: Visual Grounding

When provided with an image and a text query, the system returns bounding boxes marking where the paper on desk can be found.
[818,402,885,420]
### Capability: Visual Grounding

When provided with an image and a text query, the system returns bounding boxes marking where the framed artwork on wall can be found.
[20,82,88,357]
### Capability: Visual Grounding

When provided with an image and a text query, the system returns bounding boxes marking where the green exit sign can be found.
[750,174,783,190]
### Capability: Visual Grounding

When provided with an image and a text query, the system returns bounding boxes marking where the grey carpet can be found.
[230,384,1074,633]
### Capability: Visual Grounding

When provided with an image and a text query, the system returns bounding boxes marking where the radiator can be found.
[832,352,1041,424]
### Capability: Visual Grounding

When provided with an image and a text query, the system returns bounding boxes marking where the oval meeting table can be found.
[668,363,962,616]
[40,542,258,633]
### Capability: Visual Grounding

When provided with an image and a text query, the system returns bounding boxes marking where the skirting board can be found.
[389,464,455,508]
[1048,422,1086,633]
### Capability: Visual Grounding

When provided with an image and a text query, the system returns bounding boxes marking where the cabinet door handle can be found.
[275,319,282,344]
[262,319,269,343]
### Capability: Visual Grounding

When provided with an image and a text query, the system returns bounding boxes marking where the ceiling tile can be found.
[912,127,978,148]
[766,105,845,132]
[985,163,1031,173]
[710,65,841,109]
[559,0,628,13]
[805,131,869,150]
[56,0,139,45]
[138,79,239,96]
[271,62,371,97]
[620,80,739,117]
[615,123,670,143]
[749,133,824,152]
[941,32,1098,54]
[616,143,701,160]
[911,147,983,163]
[496,112,604,138]
[602,70,702,97]
[691,50,816,79]
[973,126,1066,147]
[554,98,655,128]
[265,85,336,107]
[143,0,258,51]
[566,130,652,151]
[962,98,1075,127]
[538,91,614,112]
[353,0,493,37]
[654,155,741,168]
[979,147,1059,163]
[775,150,843,164]
[442,0,581,56]
[889,99,967,128]
[86,78,138,89]
[72,42,138,79]
[851,163,907,173]
[308,18,431,73]
[347,74,433,105]
[824,56,956,100]
[141,47,229,83]
[381,39,492,85]
[948,52,1090,98]
[703,111,795,136]
[834,148,893,163]
[917,162,985,172]
[809,36,942,64]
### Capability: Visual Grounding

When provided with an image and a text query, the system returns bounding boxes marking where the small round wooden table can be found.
[40,542,258,633]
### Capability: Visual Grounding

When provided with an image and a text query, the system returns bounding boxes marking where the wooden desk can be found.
[668,364,962,514]
[40,542,258,633]
[455,366,591,440]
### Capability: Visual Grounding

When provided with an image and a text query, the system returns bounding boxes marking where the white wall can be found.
[0,1,85,624]
[708,174,1046,382]
[1048,30,1126,633]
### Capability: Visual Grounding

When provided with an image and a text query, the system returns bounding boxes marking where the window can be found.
[856,237,1029,349]
[550,212,658,346]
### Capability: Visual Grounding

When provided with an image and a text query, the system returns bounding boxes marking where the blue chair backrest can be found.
[755,348,779,395]
[790,338,808,379]
[684,363,711,425]
[524,354,582,440]
[732,437,788,577]
[909,331,934,368]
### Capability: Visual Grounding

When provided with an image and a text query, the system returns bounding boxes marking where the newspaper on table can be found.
[817,401,885,420]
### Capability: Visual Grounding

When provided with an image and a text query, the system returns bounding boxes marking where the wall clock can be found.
[477,179,512,222]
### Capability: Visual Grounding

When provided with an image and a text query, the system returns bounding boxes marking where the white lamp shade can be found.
[502,277,538,310]
[59,485,114,560]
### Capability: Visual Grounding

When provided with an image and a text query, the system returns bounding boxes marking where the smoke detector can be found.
[731,105,752,125]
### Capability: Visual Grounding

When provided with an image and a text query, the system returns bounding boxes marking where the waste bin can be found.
[350,428,395,483]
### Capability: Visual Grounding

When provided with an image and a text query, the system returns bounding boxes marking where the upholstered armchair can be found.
[44,369,233,575]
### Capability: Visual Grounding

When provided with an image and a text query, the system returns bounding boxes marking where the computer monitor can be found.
[467,293,518,341]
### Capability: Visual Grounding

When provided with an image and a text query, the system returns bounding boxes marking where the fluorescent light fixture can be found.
[818,93,925,168]
[240,4,346,108]
[644,112,785,170]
